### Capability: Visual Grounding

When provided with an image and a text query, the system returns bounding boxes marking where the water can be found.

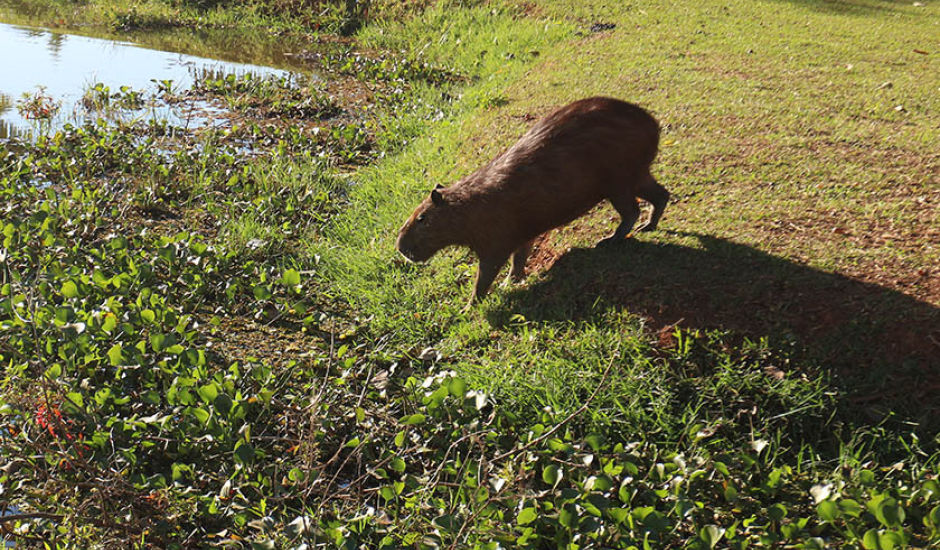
[0,22,293,139]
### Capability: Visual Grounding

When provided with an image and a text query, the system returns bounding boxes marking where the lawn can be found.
[1,0,938,547]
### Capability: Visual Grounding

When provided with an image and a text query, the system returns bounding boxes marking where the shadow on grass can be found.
[769,0,910,17]
[492,231,940,422]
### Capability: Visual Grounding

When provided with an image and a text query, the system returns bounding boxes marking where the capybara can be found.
[396,96,669,306]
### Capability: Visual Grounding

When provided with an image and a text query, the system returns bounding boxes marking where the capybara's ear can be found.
[431,188,445,205]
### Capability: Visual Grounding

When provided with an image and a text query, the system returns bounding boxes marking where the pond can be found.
[0,21,297,139]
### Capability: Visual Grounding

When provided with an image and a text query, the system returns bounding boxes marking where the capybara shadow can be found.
[494,232,939,400]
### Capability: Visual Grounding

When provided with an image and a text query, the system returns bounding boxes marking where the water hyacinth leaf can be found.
[190,407,211,425]
[879,530,904,550]
[65,392,84,409]
[542,464,560,486]
[874,498,904,528]
[517,507,537,526]
[253,285,273,300]
[102,313,118,333]
[198,383,219,403]
[700,524,725,548]
[150,333,167,352]
[234,442,255,464]
[768,503,787,522]
[44,363,62,379]
[929,505,940,529]
[447,377,467,397]
[840,499,862,517]
[61,280,79,298]
[818,500,839,522]
[862,529,881,550]
[107,344,123,366]
[402,413,425,425]
[281,268,301,287]
[214,394,233,416]
[559,506,576,528]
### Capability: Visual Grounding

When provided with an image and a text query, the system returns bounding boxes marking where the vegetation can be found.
[1,0,938,548]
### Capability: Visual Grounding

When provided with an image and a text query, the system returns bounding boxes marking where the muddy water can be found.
[0,21,296,138]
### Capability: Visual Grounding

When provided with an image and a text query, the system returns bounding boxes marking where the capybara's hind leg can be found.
[599,188,641,245]
[636,172,669,232]
[510,240,533,282]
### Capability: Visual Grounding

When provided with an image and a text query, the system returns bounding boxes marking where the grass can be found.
[1,0,939,547]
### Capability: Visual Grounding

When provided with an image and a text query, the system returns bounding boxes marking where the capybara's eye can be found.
[416,214,426,223]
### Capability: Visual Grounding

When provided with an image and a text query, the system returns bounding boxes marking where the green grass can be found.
[1,0,939,547]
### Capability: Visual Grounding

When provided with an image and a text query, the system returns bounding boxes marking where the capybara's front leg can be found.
[468,256,508,307]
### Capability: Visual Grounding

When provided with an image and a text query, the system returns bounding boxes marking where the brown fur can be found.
[396,96,670,306]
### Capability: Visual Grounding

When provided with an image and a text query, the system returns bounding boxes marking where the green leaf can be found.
[44,363,62,379]
[402,413,426,425]
[61,280,79,298]
[253,285,273,300]
[65,392,84,408]
[281,268,301,287]
[700,524,725,549]
[840,499,862,517]
[150,333,167,352]
[879,530,903,550]
[862,529,881,550]
[234,442,255,464]
[190,407,211,425]
[585,433,605,451]
[768,503,787,522]
[198,383,219,403]
[874,498,904,528]
[517,507,537,526]
[390,457,406,473]
[818,500,840,522]
[101,313,118,333]
[542,464,560,486]
[214,394,233,416]
[927,504,940,528]
[447,377,467,397]
[559,506,576,528]
[107,344,123,366]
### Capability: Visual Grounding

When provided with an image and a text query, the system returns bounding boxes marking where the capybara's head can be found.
[396,185,456,263]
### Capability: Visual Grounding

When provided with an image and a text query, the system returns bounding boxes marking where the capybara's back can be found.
[397,97,670,306]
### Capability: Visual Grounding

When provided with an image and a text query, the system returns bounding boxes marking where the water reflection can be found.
[0,21,292,138]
